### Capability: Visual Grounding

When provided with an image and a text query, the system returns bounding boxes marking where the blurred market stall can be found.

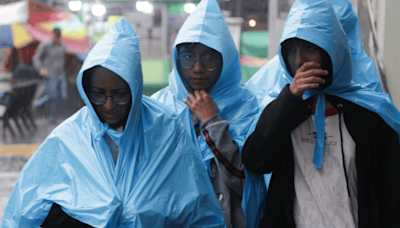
[0,0,90,54]
[0,1,90,142]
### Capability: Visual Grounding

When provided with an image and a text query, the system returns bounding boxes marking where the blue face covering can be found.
[2,18,225,227]
[247,0,400,169]
[151,0,267,227]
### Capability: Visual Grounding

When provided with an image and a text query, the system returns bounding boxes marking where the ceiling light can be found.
[184,3,196,14]
[136,1,154,15]
[92,4,106,17]
[68,1,82,12]
[249,19,256,27]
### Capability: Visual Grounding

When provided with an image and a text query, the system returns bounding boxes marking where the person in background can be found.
[151,0,266,227]
[2,19,225,228]
[33,27,67,124]
[242,0,400,227]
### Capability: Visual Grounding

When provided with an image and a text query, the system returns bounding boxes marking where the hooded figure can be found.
[246,0,383,111]
[245,0,383,189]
[2,19,225,228]
[151,0,266,227]
[242,0,400,227]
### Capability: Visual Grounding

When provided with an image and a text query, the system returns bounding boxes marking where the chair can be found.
[0,67,39,141]
[0,92,19,140]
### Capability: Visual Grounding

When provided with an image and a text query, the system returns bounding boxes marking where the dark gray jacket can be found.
[194,113,246,228]
[33,39,66,79]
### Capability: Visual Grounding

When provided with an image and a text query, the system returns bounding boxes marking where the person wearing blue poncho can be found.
[242,0,400,227]
[151,0,266,227]
[1,19,225,228]
[246,0,383,111]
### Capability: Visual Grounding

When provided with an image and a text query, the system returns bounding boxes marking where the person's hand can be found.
[39,69,48,77]
[183,90,218,123]
[289,62,328,96]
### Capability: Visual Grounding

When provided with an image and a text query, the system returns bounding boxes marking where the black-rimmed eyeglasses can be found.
[178,53,221,71]
[87,93,131,105]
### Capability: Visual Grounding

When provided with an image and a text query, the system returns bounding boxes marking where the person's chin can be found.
[101,115,120,125]
[191,80,214,90]
[190,84,208,91]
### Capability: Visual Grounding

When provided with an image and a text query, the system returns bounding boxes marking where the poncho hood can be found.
[2,19,225,227]
[151,0,266,227]
[278,0,354,97]
[170,0,241,99]
[247,0,382,109]
[77,17,143,146]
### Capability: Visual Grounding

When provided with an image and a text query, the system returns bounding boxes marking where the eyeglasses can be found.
[87,93,131,105]
[178,53,221,71]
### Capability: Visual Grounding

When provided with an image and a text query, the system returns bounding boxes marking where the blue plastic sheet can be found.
[151,0,266,227]
[2,19,225,227]
[246,0,400,169]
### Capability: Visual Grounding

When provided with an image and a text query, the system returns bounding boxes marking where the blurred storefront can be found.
[240,30,269,82]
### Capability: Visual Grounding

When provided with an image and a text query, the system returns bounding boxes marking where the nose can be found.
[192,58,205,73]
[103,96,114,110]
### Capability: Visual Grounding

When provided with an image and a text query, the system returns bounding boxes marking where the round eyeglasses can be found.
[87,93,131,105]
[178,53,221,71]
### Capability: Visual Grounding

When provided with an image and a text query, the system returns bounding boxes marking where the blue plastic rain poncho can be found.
[151,0,266,227]
[1,18,225,227]
[247,0,400,169]
[246,0,383,111]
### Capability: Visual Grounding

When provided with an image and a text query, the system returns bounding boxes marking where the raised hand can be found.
[39,69,48,77]
[289,62,328,96]
[183,89,218,123]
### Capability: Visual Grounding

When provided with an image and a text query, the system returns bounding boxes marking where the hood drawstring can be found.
[337,103,351,198]
[95,123,109,141]
[313,93,325,168]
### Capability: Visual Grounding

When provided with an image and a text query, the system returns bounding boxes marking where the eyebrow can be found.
[179,51,218,57]
[202,51,218,55]
[91,87,129,93]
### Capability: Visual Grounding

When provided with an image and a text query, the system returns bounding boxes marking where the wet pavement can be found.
[0,84,83,224]
[0,172,20,223]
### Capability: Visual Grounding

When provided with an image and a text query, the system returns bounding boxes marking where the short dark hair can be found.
[52,28,62,37]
